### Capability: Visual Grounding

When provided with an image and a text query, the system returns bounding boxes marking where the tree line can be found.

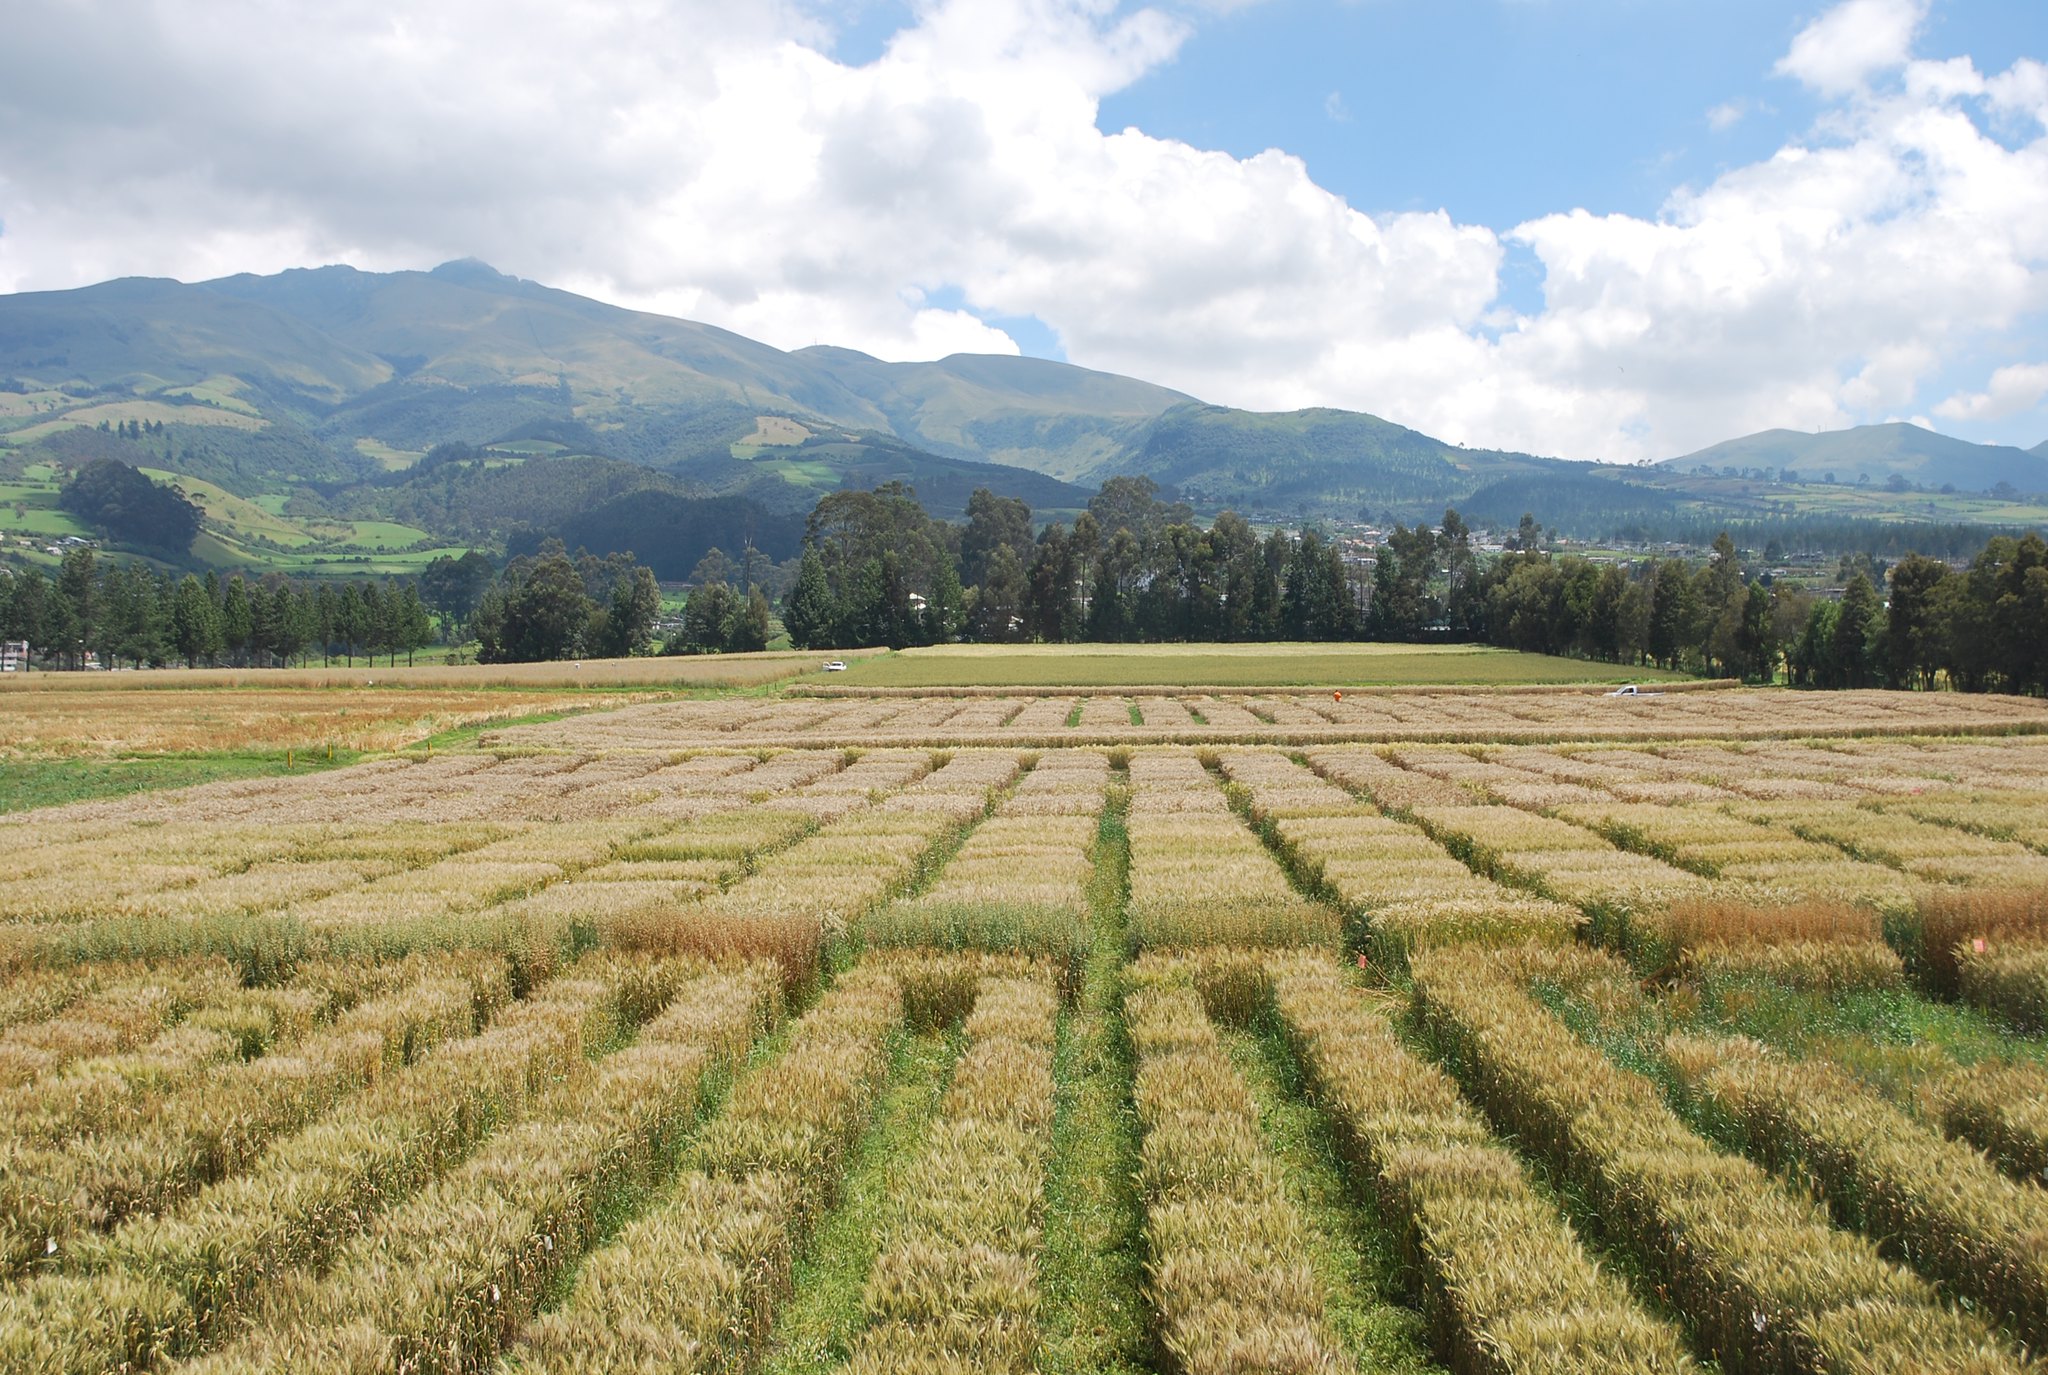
[12,472,2042,694]
[778,479,1365,648]
[766,480,2045,695]
[470,542,662,663]
[0,539,670,671]
[0,549,434,669]
[1465,527,2048,693]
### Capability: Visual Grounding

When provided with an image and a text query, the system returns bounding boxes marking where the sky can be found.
[1,0,2044,462]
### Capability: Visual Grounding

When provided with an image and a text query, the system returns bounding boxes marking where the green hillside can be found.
[1099,403,1567,520]
[791,346,1186,479]
[4,263,2044,572]
[1662,423,2048,493]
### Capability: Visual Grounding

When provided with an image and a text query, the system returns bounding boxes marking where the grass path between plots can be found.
[1230,1015,1443,1374]
[758,1029,960,1374]
[1038,777,1151,1375]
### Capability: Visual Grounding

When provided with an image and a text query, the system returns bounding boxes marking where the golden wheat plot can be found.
[1956,943,2048,1030]
[0,959,243,1087]
[1403,800,1717,941]
[179,965,780,1374]
[865,749,1108,961]
[844,975,1059,1373]
[0,956,705,1374]
[480,684,2048,751]
[512,967,903,1374]
[1218,749,1582,959]
[1410,945,2025,1374]
[1124,750,1335,949]
[1270,958,1699,1374]
[1884,789,2048,852]
[1929,1062,2048,1185]
[0,954,512,1278]
[1305,746,1473,810]
[1732,800,2048,888]
[1126,977,1349,1375]
[609,751,1022,974]
[1664,1033,2048,1351]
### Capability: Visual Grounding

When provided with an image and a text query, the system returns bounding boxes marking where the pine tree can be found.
[171,575,221,668]
[782,548,835,650]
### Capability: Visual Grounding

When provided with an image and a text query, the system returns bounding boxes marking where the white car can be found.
[821,660,847,672]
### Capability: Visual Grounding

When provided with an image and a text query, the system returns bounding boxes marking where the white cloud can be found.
[1935,361,2048,422]
[1775,0,1928,96]
[1988,58,2048,126]
[1707,100,1747,131]
[1324,90,1350,123]
[0,0,2043,465]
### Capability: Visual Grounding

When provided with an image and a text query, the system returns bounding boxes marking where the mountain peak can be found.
[1665,420,2048,493]
[428,258,518,288]
[792,344,883,365]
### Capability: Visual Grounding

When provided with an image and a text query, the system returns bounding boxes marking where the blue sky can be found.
[814,0,2048,455]
[830,1,2038,228]
[1104,1,2037,220]
[3,0,2045,459]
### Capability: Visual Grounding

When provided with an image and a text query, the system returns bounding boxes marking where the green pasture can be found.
[0,748,360,816]
[827,642,1695,689]
[352,438,427,469]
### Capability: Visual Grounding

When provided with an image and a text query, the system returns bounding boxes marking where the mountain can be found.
[2033,440,2048,458]
[27,260,1179,479]
[1099,404,1567,519]
[5,262,2045,578]
[1663,423,2048,494]
[789,346,1189,480]
[0,260,1568,532]
[0,263,1113,567]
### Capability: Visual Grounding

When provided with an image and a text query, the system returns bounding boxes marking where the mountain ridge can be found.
[1662,422,2048,493]
[4,263,2045,570]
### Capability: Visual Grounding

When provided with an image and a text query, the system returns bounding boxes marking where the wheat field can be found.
[3,680,2048,1373]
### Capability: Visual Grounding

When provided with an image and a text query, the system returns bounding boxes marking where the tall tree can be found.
[1646,560,1695,670]
[55,548,97,668]
[1885,553,1951,689]
[960,488,1034,593]
[782,548,835,650]
[170,574,221,669]
[1828,572,1881,689]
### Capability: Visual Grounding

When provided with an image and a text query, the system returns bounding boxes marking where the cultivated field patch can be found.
[1,681,2046,1372]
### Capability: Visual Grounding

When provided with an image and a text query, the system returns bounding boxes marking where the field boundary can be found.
[789,678,1743,699]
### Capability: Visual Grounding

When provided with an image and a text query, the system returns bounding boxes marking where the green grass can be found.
[0,748,360,815]
[1228,1014,1442,1373]
[1532,970,2048,1123]
[757,1029,958,1374]
[1038,788,1150,1375]
[832,643,1695,689]
[334,519,436,549]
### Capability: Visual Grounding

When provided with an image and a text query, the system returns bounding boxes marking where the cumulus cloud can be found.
[0,0,2044,462]
[1775,0,1928,96]
[1935,362,2048,422]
